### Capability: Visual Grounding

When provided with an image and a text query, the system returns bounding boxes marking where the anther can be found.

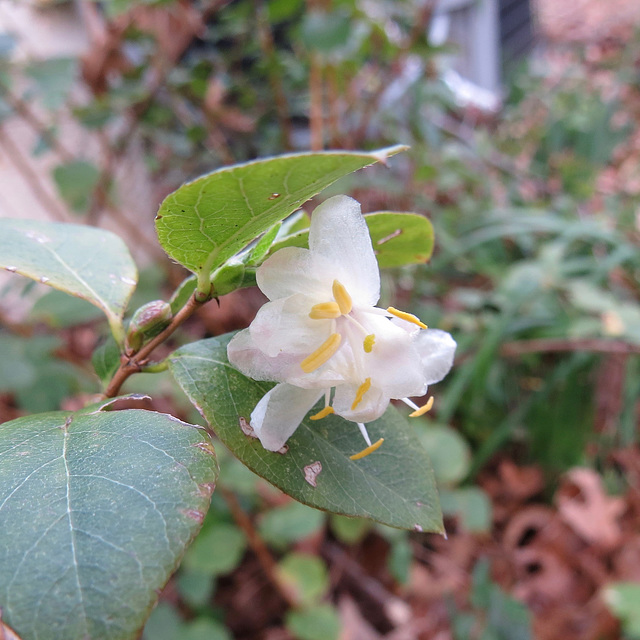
[387,306,428,329]
[350,438,384,460]
[363,334,376,353]
[351,377,372,410]
[300,333,342,373]
[310,406,335,421]
[309,301,341,319]
[409,396,434,417]
[332,280,352,315]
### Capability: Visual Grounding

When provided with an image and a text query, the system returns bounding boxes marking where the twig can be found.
[104,293,205,398]
[309,53,324,151]
[325,64,341,148]
[256,0,293,150]
[220,487,298,608]
[500,338,640,357]
[323,542,411,626]
[0,126,69,222]
[1,90,74,162]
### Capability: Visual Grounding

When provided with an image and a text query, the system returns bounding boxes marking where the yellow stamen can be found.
[332,280,352,315]
[386,306,428,329]
[409,396,434,417]
[309,301,341,319]
[300,333,342,373]
[351,377,372,410]
[350,438,384,460]
[310,406,335,421]
[363,334,376,353]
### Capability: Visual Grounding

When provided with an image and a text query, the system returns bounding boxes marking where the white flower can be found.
[228,195,456,457]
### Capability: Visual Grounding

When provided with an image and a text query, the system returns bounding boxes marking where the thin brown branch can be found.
[103,293,205,398]
[323,542,411,626]
[325,64,341,148]
[220,487,298,608]
[500,338,640,357]
[0,126,69,222]
[256,1,293,150]
[309,54,324,151]
[2,91,74,162]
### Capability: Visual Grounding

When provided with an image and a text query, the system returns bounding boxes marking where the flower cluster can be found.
[228,195,456,459]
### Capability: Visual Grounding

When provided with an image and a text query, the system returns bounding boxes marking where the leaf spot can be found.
[194,441,216,456]
[182,509,205,524]
[303,461,322,487]
[239,416,258,439]
[377,229,403,245]
[198,482,216,498]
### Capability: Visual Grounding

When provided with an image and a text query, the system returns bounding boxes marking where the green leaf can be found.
[176,569,215,609]
[30,289,104,327]
[182,522,247,577]
[53,160,101,214]
[92,335,122,388]
[247,221,282,265]
[25,57,76,110]
[285,604,341,640]
[277,553,329,607]
[416,424,471,486]
[258,501,325,550]
[301,10,352,54]
[0,219,138,342]
[329,514,371,544]
[388,536,412,584]
[603,582,640,639]
[0,406,218,640]
[268,212,434,269]
[168,333,443,532]
[155,147,406,293]
[180,618,232,640]
[440,487,492,533]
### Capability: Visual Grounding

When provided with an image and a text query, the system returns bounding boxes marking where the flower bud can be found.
[126,300,172,353]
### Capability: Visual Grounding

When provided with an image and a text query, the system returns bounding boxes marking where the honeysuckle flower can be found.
[228,195,456,458]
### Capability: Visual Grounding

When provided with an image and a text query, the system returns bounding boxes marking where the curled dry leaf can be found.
[557,468,625,549]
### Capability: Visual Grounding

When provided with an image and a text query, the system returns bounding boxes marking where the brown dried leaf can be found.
[557,468,625,548]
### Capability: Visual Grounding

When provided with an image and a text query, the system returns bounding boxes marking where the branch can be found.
[500,338,640,357]
[0,126,69,222]
[220,487,299,608]
[103,293,205,398]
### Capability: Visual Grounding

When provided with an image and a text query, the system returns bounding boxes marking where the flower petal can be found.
[309,195,380,306]
[332,382,388,423]
[228,328,348,389]
[414,329,457,385]
[355,311,427,397]
[249,294,330,358]
[251,384,324,451]
[228,328,297,381]
[257,247,330,301]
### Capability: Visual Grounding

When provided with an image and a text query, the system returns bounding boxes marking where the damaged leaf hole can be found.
[303,461,322,487]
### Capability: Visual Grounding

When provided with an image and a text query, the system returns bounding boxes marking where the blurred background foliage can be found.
[0,0,639,638]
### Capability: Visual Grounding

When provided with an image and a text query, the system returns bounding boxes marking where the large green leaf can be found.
[0,219,137,341]
[268,212,435,268]
[154,147,406,291]
[0,403,218,640]
[168,334,443,532]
